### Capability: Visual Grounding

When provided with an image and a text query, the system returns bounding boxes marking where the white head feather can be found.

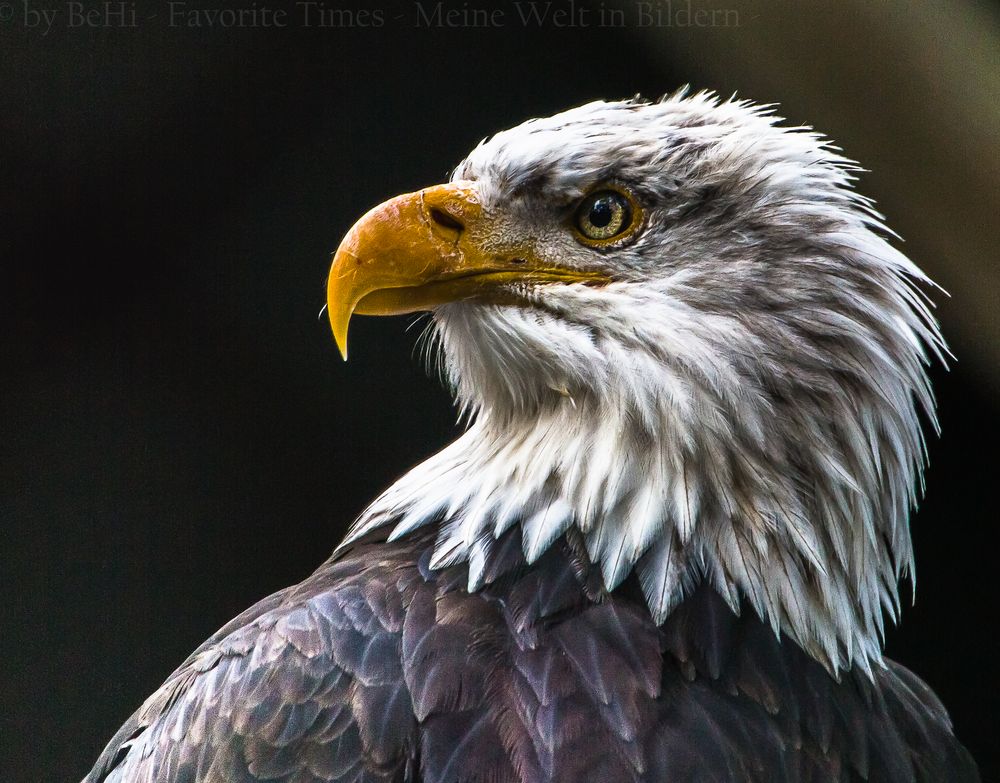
[344,91,945,675]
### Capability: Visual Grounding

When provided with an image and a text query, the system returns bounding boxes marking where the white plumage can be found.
[345,91,944,676]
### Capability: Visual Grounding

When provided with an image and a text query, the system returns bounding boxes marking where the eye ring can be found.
[572,187,641,245]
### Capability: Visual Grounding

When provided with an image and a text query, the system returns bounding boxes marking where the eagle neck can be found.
[344,377,901,678]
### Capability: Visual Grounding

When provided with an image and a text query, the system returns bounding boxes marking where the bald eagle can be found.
[85,93,978,782]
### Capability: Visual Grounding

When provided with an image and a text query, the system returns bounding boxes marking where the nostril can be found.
[429,207,464,232]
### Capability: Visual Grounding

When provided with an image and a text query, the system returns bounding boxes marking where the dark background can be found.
[3,1,998,780]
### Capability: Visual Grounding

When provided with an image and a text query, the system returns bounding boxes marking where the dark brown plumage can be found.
[85,522,977,782]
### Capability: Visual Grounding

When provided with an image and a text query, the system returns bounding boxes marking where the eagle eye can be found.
[573,189,638,244]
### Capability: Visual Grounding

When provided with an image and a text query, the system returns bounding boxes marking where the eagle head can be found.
[326,92,944,674]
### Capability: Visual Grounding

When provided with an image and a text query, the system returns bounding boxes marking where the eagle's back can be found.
[85,527,978,783]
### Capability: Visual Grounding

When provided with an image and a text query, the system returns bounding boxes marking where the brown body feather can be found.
[85,525,978,783]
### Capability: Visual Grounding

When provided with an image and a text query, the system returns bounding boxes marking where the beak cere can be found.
[326,182,608,359]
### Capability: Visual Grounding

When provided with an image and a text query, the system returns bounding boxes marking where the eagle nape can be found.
[85,91,979,783]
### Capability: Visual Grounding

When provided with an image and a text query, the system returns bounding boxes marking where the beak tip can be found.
[327,289,352,361]
[333,328,350,361]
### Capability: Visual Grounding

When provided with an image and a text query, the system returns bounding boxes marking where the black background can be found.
[3,2,997,780]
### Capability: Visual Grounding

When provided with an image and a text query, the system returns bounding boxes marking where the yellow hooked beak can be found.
[326,182,607,358]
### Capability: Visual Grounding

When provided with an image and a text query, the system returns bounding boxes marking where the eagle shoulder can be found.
[83,539,423,783]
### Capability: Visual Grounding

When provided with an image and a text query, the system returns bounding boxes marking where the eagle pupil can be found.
[589,198,614,228]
